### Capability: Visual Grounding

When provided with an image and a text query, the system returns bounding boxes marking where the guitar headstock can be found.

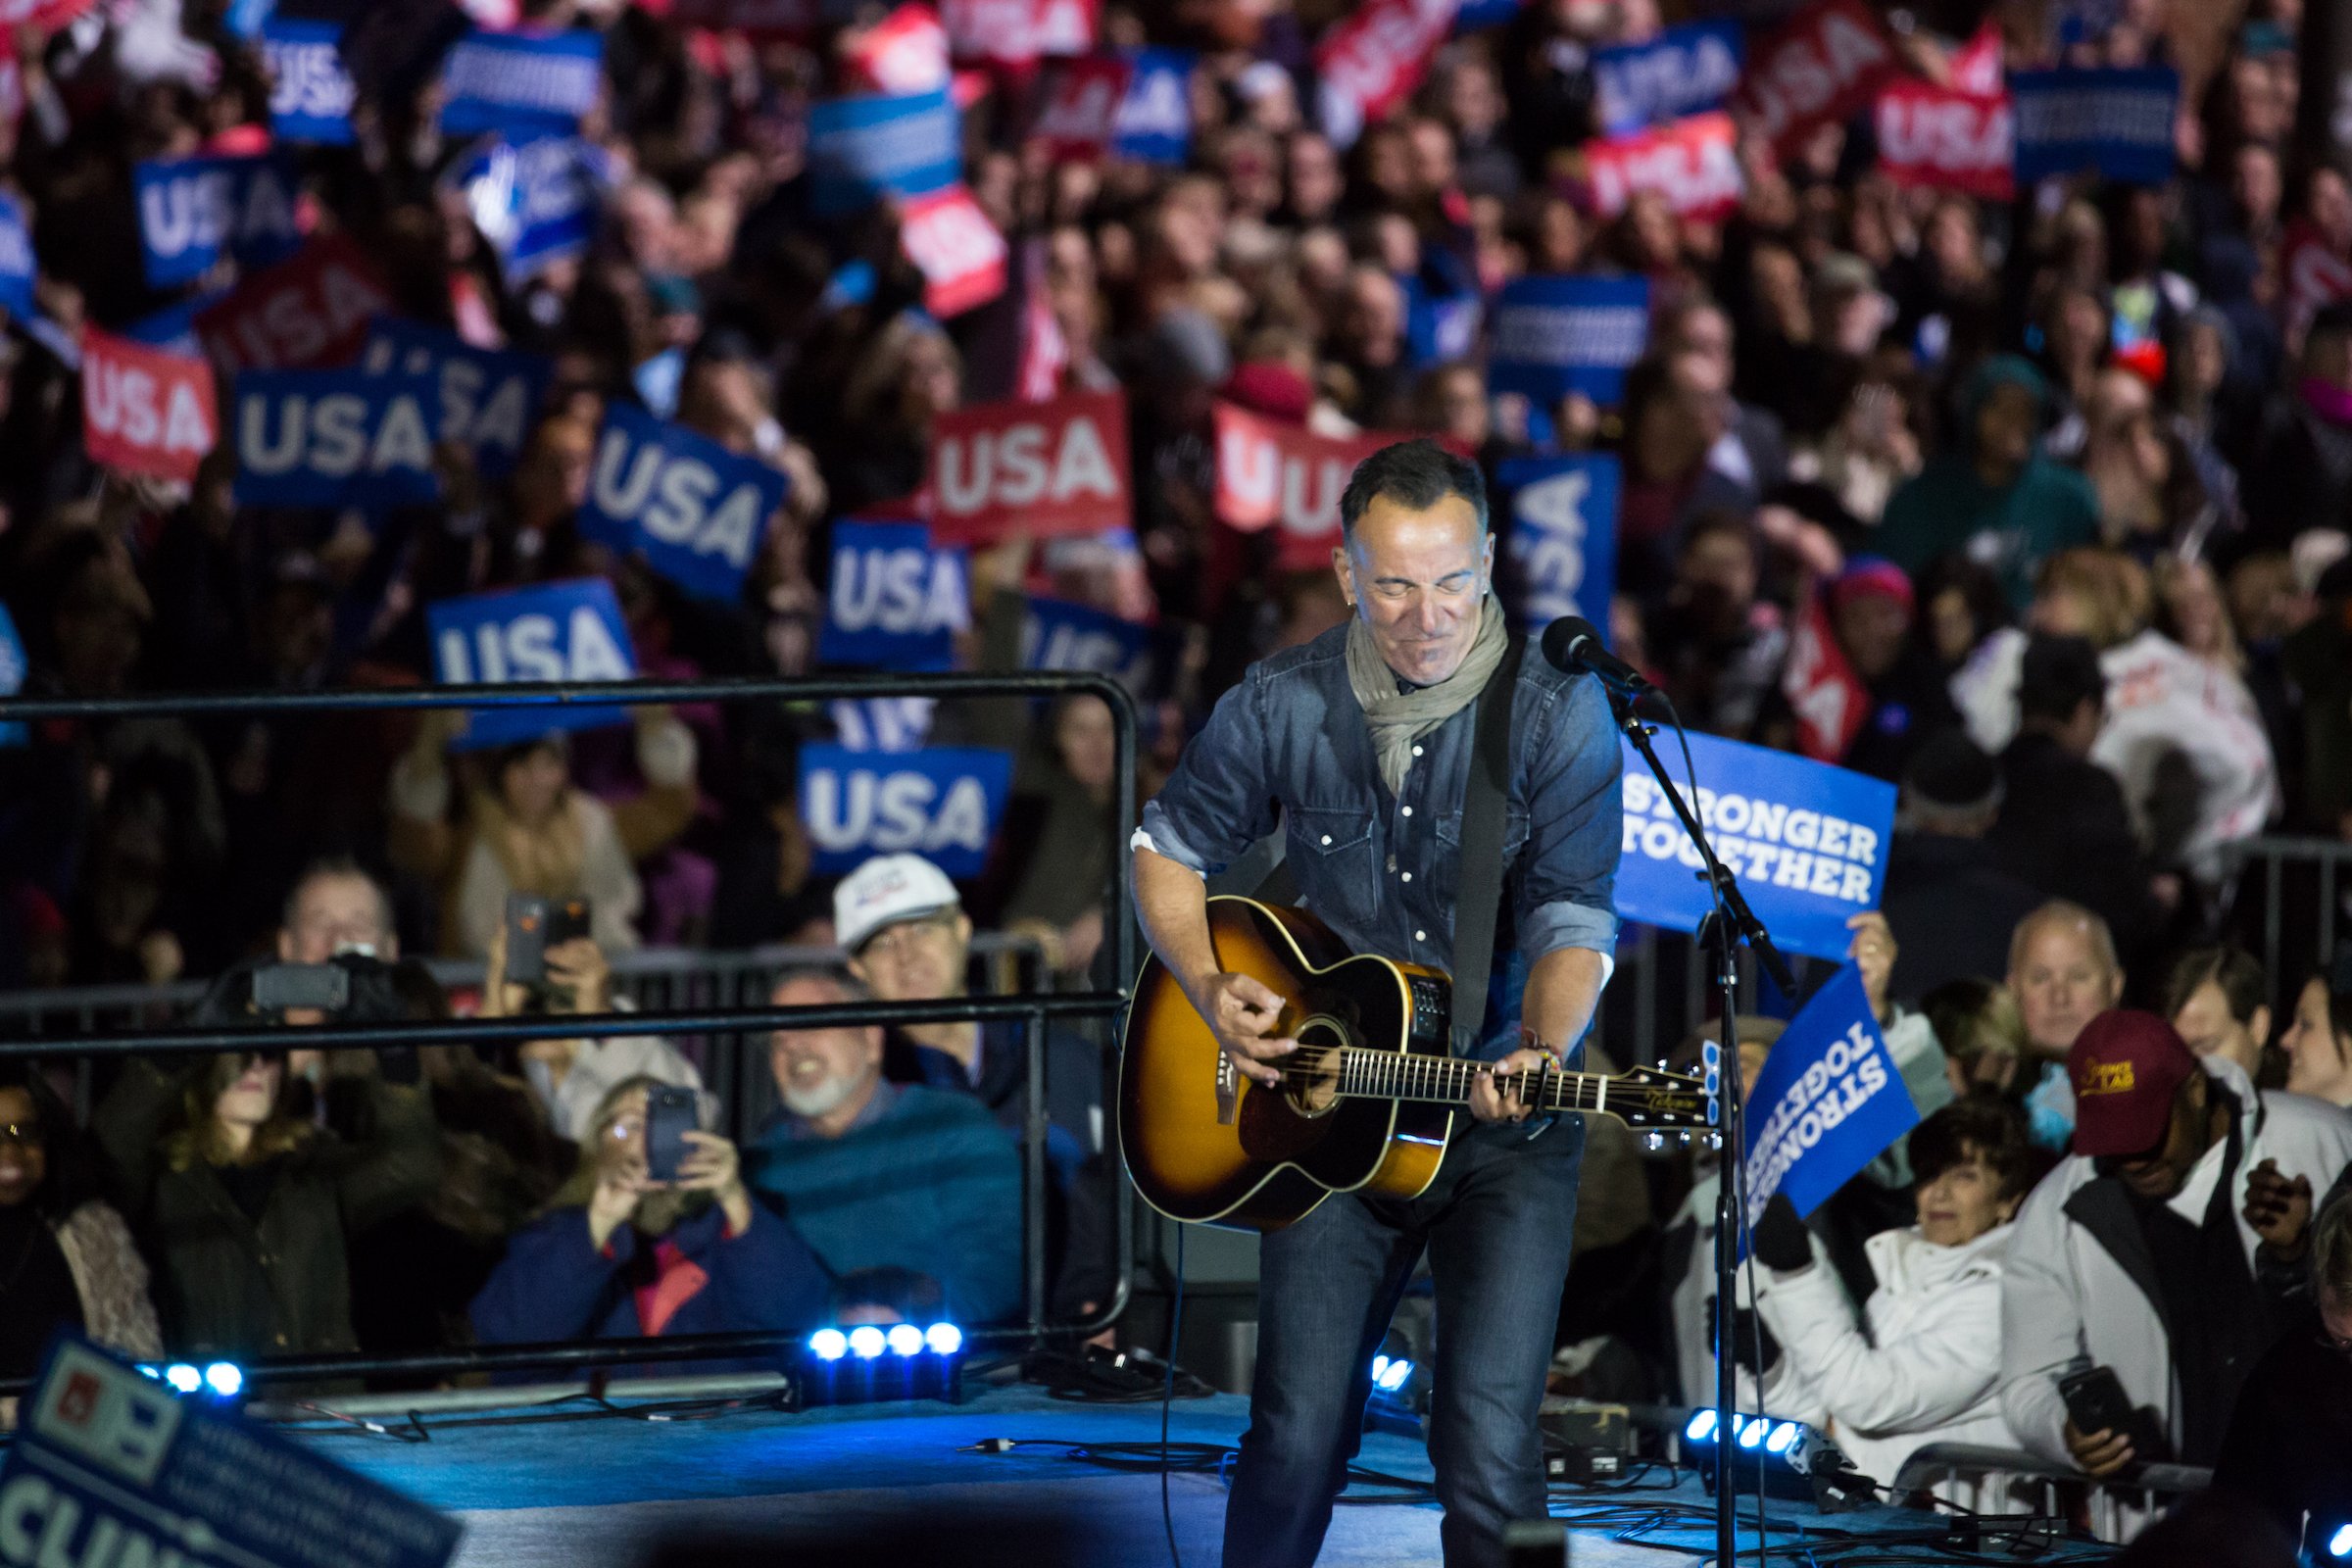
[1610,1063,1713,1134]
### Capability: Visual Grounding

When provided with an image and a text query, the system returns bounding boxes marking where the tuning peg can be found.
[1706,1132,1724,1152]
[1679,1132,1692,1147]
[1642,1132,1666,1152]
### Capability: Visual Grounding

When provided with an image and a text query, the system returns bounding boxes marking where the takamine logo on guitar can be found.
[1117,896,1712,1232]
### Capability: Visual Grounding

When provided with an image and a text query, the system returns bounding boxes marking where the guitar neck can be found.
[1338,1051,1614,1116]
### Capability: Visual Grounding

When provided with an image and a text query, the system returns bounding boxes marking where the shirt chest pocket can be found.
[1284,806,1376,904]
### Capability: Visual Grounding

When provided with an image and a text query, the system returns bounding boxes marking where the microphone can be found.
[1540,616,1651,695]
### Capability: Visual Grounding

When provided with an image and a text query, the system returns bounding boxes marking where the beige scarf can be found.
[1345,597,1507,796]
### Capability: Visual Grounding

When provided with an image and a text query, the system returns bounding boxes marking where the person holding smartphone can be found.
[471,1076,829,1375]
[1997,1010,2352,1486]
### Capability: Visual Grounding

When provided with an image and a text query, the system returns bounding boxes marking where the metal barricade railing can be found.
[0,671,1137,1390]
[2218,834,2352,988]
[0,935,1054,1146]
[1892,1443,2210,1544]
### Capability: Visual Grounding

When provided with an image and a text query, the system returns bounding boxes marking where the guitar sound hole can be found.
[1285,1018,1347,1117]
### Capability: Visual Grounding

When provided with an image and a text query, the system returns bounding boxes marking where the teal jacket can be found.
[1876,356,2099,608]
[743,1083,1023,1324]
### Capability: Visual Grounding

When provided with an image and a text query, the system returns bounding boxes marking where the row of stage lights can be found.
[141,1361,244,1399]
[808,1323,964,1361]
[1684,1407,1803,1455]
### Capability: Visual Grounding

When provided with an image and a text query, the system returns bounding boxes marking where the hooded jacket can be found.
[1996,1056,2352,1469]
[1755,1222,2016,1494]
[1877,357,2099,609]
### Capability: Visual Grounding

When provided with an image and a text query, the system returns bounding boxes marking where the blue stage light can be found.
[1370,1354,1390,1385]
[886,1324,924,1357]
[1738,1417,1767,1449]
[1685,1408,1718,1444]
[924,1322,962,1355]
[163,1364,202,1395]
[202,1363,243,1398]
[1765,1421,1800,1455]
[1375,1358,1413,1393]
[808,1329,848,1362]
[2328,1523,2351,1559]
[848,1326,886,1360]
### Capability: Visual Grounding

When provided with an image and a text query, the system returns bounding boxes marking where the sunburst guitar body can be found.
[1118,897,1713,1232]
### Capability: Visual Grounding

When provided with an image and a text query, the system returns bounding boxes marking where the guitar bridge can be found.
[1215,1050,1239,1125]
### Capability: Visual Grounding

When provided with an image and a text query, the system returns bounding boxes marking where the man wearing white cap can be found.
[833,854,1092,1179]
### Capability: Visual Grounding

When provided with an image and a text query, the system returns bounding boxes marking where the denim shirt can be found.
[1140,620,1623,1062]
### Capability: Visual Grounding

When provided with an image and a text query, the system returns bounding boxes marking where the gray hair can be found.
[1339,438,1488,537]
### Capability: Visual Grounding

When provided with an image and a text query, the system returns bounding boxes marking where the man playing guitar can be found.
[1132,439,1624,1568]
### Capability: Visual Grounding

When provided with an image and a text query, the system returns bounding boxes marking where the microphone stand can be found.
[1607,686,1794,1568]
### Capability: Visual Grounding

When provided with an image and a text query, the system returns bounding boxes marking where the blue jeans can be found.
[1222,1115,1585,1568]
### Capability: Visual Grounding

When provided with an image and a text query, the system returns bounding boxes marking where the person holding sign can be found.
[1750,1099,2033,1505]
[386,707,699,958]
[1134,440,1621,1568]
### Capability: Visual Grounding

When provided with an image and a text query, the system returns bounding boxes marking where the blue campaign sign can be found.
[1592,20,1743,134]
[361,318,552,477]
[829,696,938,753]
[577,403,787,602]
[1021,595,1151,689]
[820,521,969,670]
[1616,731,1896,962]
[439,27,605,137]
[0,1337,460,1568]
[1740,964,1921,1234]
[448,133,606,278]
[1496,455,1618,632]
[263,20,356,144]
[133,154,302,288]
[427,579,638,749]
[1402,270,1482,368]
[1453,0,1523,29]
[231,368,443,511]
[0,601,24,747]
[1488,274,1650,406]
[2011,67,2179,186]
[1111,49,1194,164]
[799,744,1014,878]
[808,88,959,217]
[0,193,33,320]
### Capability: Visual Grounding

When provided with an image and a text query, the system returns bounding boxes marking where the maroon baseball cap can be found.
[2068,1010,2199,1159]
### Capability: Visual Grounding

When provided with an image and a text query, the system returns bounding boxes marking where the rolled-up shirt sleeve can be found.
[1517,678,1623,963]
[1138,670,1279,879]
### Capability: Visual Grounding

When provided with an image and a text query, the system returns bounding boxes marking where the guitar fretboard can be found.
[1337,1048,1608,1114]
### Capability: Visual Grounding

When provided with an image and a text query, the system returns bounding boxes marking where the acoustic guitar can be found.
[1118,897,1715,1232]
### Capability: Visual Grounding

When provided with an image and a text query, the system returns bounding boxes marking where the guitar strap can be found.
[1447,630,1525,1057]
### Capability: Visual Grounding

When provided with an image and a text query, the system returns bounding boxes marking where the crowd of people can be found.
[1,0,2351,1545]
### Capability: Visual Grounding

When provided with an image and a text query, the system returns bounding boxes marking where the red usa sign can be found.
[1875,81,2013,200]
[940,0,1094,67]
[195,232,389,375]
[81,328,218,482]
[843,3,951,94]
[1732,0,1897,155]
[900,184,1008,319]
[2285,222,2352,347]
[929,388,1129,544]
[1586,112,1741,221]
[1313,0,1457,144]
[1211,402,1401,571]
[1034,56,1132,163]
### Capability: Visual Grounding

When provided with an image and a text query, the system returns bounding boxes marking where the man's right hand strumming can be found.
[1195,971,1298,1087]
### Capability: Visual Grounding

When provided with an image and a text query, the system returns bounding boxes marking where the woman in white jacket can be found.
[1751,1099,2033,1498]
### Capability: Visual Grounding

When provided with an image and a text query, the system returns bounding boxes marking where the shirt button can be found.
[1401,806,1413,817]
[1412,746,1423,757]
[1321,835,1332,846]
[1415,930,1427,942]
[1401,871,1412,882]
